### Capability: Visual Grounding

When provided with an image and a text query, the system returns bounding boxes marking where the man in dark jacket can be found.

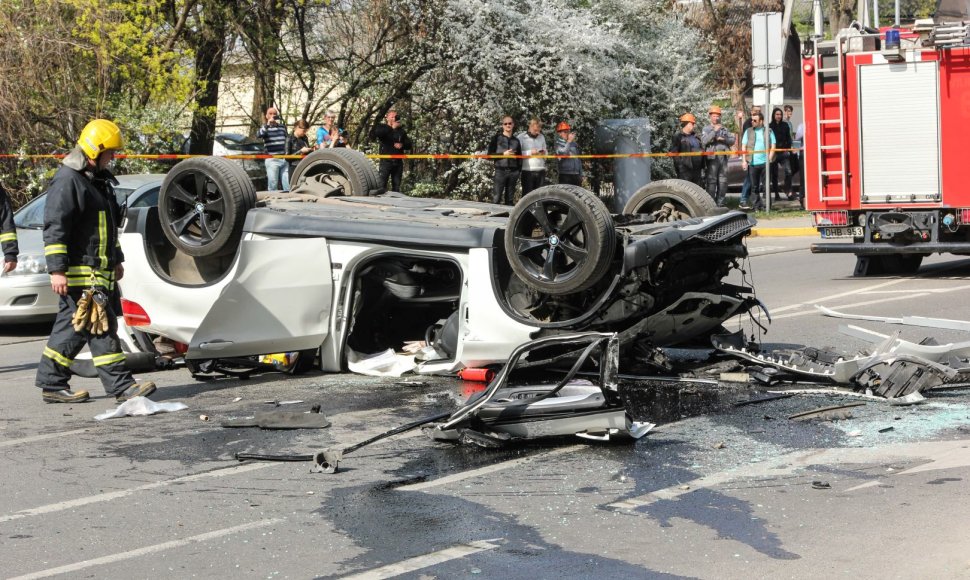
[1,181,17,274]
[370,110,413,192]
[669,113,704,186]
[35,119,155,404]
[487,116,522,205]
[554,122,582,186]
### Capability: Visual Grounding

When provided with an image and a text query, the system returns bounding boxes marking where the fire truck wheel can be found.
[854,254,924,276]
[505,185,615,296]
[158,157,255,258]
[622,179,718,217]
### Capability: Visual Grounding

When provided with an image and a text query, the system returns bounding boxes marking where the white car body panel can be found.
[189,237,332,358]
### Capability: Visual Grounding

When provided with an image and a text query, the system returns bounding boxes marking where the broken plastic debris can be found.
[719,372,750,383]
[232,397,242,403]
[200,414,210,421]
[888,392,926,406]
[847,430,862,437]
[811,481,831,490]
[94,397,188,421]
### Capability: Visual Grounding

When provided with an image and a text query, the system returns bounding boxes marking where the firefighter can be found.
[36,119,155,404]
[1,181,17,273]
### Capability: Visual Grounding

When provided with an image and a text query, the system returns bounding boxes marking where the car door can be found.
[187,237,332,359]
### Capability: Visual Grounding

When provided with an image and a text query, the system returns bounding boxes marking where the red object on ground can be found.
[457,368,496,382]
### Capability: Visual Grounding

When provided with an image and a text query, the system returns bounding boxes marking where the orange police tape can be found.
[0,149,799,161]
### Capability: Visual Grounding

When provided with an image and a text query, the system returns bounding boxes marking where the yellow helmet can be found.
[77,119,123,160]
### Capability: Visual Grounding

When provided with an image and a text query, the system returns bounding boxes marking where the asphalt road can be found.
[2,237,970,579]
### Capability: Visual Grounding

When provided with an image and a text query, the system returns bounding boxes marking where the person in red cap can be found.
[669,113,704,186]
[554,122,582,186]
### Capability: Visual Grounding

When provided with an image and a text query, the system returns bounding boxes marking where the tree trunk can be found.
[246,0,285,134]
[828,0,856,37]
[188,2,229,155]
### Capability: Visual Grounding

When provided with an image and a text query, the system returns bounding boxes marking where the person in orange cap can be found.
[669,113,704,186]
[700,105,735,206]
[554,122,582,186]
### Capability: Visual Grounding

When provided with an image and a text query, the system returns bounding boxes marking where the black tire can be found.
[290,149,379,197]
[504,185,615,296]
[622,178,718,217]
[159,157,255,257]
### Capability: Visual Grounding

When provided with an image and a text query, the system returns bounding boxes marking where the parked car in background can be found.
[0,174,164,324]
[182,133,268,190]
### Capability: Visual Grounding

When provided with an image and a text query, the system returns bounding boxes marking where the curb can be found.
[749,227,818,238]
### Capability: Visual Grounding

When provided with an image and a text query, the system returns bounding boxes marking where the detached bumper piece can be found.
[427,332,654,446]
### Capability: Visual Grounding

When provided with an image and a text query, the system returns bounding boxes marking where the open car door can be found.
[187,237,332,359]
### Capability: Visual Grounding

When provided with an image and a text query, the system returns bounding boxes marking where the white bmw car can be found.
[117,150,758,374]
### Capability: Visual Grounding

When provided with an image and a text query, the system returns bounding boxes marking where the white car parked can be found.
[0,174,164,324]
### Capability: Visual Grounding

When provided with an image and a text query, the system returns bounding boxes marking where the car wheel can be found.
[290,149,379,196]
[622,178,718,217]
[505,185,615,296]
[158,157,255,257]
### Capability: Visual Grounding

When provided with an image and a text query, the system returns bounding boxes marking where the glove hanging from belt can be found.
[71,285,110,335]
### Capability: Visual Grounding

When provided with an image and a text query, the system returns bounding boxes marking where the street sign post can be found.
[752,12,783,212]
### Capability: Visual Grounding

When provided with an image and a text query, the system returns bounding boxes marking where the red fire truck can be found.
[803,20,970,275]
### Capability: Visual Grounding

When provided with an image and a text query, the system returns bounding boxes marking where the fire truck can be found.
[802,12,970,275]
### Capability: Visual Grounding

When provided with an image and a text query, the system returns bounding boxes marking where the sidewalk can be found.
[746,203,816,238]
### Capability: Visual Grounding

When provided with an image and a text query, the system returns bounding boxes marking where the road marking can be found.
[7,518,283,580]
[397,446,582,492]
[0,428,90,449]
[339,539,501,579]
[767,278,909,314]
[0,462,271,524]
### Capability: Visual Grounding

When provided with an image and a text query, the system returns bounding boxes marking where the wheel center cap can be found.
[195,203,205,213]
[548,234,560,246]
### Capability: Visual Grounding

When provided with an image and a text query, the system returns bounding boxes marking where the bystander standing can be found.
[286,120,313,176]
[768,107,793,201]
[554,122,582,186]
[257,107,289,191]
[740,111,775,211]
[700,105,735,206]
[517,118,547,195]
[487,116,522,205]
[370,110,412,192]
[669,113,704,187]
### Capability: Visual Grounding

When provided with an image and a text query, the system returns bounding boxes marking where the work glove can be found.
[71,287,110,335]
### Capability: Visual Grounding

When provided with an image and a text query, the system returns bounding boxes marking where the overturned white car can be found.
[118,149,758,374]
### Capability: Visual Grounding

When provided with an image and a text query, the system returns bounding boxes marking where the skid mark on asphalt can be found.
[7,518,284,580]
[396,446,583,492]
[0,462,271,524]
[337,538,501,579]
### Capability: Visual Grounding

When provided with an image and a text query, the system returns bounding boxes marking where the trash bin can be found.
[594,119,651,213]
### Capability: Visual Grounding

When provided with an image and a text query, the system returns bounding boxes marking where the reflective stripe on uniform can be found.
[0,232,16,243]
[44,243,67,255]
[97,211,108,269]
[65,265,115,289]
[93,352,126,367]
[43,347,73,368]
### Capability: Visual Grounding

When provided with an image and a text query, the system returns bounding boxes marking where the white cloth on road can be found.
[94,396,188,421]
[346,348,417,377]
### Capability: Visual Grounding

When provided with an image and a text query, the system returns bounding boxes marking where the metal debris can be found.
[788,402,865,421]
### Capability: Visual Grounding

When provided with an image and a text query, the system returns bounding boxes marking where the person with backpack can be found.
[740,111,776,211]
[669,113,704,187]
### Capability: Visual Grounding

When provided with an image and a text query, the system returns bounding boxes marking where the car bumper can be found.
[0,273,58,323]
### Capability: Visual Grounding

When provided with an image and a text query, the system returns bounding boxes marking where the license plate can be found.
[820,226,863,239]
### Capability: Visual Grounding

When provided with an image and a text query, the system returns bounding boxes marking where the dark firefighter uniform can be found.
[1,181,17,267]
[36,119,153,403]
